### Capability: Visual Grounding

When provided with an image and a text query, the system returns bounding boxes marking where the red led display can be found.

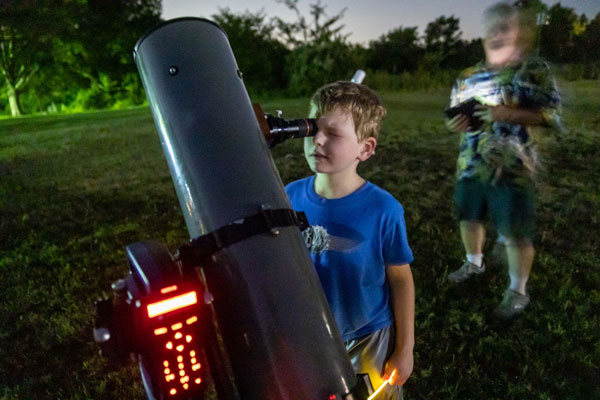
[147,291,198,318]
[144,288,204,398]
[159,315,203,396]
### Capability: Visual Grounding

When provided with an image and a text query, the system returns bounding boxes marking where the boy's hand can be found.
[473,104,494,123]
[475,104,548,127]
[383,347,413,387]
[474,104,516,124]
[445,113,471,133]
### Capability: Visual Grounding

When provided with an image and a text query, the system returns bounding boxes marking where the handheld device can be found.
[444,98,484,130]
[94,241,213,400]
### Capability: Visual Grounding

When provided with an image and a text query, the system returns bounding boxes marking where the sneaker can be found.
[494,289,530,320]
[448,260,486,283]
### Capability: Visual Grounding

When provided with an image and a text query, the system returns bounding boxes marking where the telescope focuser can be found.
[253,103,318,148]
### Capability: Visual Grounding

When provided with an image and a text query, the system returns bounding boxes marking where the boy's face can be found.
[304,107,374,176]
[483,14,522,67]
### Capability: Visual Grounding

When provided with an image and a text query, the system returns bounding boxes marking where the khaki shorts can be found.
[345,325,403,400]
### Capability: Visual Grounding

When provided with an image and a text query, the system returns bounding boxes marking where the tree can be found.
[273,0,346,47]
[583,13,600,64]
[274,0,361,95]
[212,8,289,94]
[367,26,423,73]
[448,38,484,70]
[58,0,161,109]
[0,0,71,116]
[424,15,462,69]
[0,0,161,116]
[539,4,579,63]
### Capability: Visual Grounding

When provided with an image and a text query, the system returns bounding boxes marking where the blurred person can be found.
[445,2,561,319]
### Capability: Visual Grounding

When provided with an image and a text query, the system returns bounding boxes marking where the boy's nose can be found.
[313,130,325,146]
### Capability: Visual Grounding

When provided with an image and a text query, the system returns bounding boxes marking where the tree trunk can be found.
[6,82,22,117]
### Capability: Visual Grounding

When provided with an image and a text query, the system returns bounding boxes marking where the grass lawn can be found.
[1,81,598,399]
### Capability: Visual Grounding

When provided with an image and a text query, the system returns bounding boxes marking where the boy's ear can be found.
[358,137,377,161]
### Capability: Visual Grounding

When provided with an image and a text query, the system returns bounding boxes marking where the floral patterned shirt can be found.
[449,57,561,184]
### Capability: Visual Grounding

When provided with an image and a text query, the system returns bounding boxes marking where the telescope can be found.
[93,17,378,400]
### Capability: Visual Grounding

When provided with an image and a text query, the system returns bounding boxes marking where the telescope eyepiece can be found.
[266,114,318,147]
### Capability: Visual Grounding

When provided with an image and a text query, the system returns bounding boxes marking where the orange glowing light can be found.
[195,378,202,384]
[367,370,396,400]
[180,376,189,384]
[146,292,197,318]
[183,383,189,390]
[176,345,184,352]
[185,335,192,343]
[161,285,178,294]
[174,332,183,339]
[166,341,173,350]
[171,322,183,331]
[189,350,196,357]
[164,368,170,375]
[190,358,197,364]
[179,370,186,377]
[154,327,168,335]
[192,363,201,371]
[178,363,184,370]
[177,355,183,362]
[163,360,169,367]
[186,316,198,325]
[166,374,175,382]
[170,388,177,395]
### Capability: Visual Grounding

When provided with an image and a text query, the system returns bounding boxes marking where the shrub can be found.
[366,69,458,92]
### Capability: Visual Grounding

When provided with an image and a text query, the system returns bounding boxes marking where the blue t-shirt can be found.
[286,176,413,341]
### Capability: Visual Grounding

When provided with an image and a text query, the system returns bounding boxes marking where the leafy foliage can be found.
[55,0,161,110]
[1,0,600,116]
[0,0,160,115]
[285,39,364,95]
[274,0,365,95]
[424,16,462,68]
[0,0,76,116]
[367,27,423,74]
[582,13,600,64]
[273,0,346,47]
[212,8,289,96]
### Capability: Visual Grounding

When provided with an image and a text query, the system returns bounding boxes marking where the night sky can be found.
[162,0,600,44]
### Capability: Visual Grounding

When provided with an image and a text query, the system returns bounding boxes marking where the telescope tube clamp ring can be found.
[185,208,308,261]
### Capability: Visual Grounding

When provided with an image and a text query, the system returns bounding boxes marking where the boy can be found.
[446,3,561,319]
[286,81,414,399]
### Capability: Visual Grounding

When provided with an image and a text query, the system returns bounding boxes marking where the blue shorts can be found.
[454,177,535,240]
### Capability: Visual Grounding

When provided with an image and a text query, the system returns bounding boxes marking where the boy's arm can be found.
[476,105,548,127]
[383,263,415,387]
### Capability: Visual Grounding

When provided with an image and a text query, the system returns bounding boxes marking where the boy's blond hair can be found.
[310,81,387,141]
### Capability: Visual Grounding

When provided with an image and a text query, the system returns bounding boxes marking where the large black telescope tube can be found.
[134,18,356,400]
